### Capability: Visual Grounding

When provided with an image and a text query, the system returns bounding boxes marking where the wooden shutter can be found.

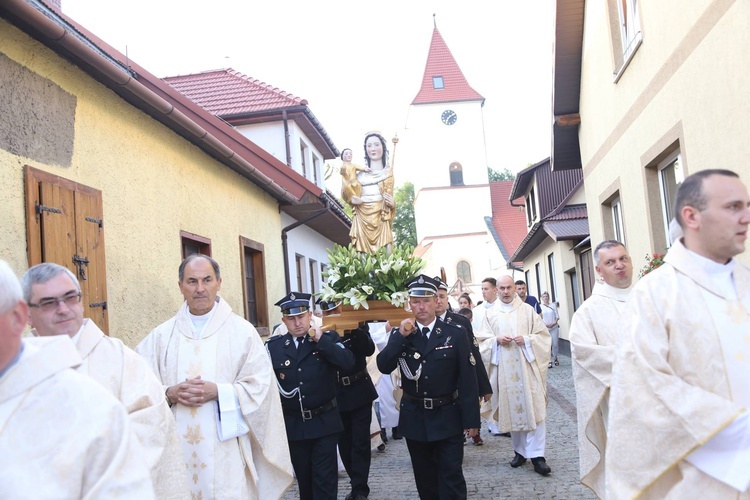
[25,166,109,334]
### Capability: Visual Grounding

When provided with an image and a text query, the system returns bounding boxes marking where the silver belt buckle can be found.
[302,409,312,420]
[341,376,351,386]
[424,398,433,410]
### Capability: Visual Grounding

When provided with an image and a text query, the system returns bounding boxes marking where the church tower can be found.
[401,24,494,295]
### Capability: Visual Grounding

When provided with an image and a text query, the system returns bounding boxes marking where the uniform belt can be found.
[338,369,369,386]
[402,390,459,410]
[283,398,337,421]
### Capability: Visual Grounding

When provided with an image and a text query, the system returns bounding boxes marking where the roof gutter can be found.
[3,0,297,204]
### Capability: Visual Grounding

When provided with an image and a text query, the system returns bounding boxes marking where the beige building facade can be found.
[553,0,750,269]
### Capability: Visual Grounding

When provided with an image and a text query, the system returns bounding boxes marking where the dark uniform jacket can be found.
[337,328,378,412]
[442,311,493,398]
[267,331,355,441]
[376,318,480,442]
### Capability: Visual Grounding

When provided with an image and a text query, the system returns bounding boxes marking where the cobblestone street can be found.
[282,353,596,499]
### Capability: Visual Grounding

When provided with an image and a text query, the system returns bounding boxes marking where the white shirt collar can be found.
[416,317,438,337]
[686,248,737,299]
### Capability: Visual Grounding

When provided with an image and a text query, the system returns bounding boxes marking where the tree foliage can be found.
[393,182,417,247]
[488,167,517,182]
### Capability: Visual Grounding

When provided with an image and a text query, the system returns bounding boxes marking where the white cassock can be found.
[33,319,188,499]
[471,299,497,333]
[0,336,154,498]
[479,297,550,458]
[473,300,501,433]
[569,281,632,498]
[607,239,750,499]
[137,297,294,500]
[369,321,399,428]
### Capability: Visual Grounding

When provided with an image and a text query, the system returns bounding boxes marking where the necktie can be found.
[296,337,304,348]
[421,327,430,340]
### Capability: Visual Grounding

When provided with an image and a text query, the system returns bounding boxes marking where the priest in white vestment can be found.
[0,259,154,498]
[23,263,188,499]
[479,275,552,475]
[569,240,634,498]
[137,255,294,499]
[606,170,750,498]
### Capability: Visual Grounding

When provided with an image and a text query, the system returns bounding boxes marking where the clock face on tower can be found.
[441,109,457,126]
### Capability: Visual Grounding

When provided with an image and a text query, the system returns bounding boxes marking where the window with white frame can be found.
[525,187,537,227]
[611,197,626,244]
[658,152,684,246]
[547,253,558,303]
[299,140,308,178]
[312,156,319,185]
[457,260,471,283]
[610,0,642,81]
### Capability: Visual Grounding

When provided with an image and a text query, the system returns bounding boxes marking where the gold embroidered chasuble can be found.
[569,281,632,498]
[478,297,550,433]
[606,240,750,499]
[0,336,154,498]
[137,297,294,499]
[43,319,188,499]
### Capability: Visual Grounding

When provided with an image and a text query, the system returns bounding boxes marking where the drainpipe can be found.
[281,194,330,293]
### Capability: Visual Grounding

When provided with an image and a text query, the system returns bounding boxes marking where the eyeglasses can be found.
[28,292,82,312]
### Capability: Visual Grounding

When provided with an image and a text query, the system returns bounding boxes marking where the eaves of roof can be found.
[510,203,589,262]
[551,0,584,171]
[0,0,325,207]
[485,216,511,262]
[509,157,551,200]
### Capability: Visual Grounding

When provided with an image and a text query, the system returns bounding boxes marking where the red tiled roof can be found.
[412,28,484,105]
[489,181,528,260]
[164,69,307,116]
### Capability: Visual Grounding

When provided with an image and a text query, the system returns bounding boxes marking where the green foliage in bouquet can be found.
[319,244,426,309]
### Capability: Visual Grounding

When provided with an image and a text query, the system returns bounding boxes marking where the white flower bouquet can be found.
[319,244,425,310]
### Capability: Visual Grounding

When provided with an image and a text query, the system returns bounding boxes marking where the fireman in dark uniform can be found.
[318,298,378,500]
[433,276,493,446]
[266,292,355,500]
[376,275,479,500]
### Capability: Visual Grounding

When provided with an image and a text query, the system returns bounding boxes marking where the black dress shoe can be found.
[392,426,403,440]
[510,452,527,468]
[531,457,551,475]
[377,443,385,452]
[380,428,388,443]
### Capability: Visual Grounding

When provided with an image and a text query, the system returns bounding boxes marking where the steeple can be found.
[412,27,484,105]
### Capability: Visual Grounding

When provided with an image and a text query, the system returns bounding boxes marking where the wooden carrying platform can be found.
[321,300,413,333]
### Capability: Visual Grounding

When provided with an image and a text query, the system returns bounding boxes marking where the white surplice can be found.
[569,281,632,498]
[33,319,188,499]
[479,297,550,445]
[606,240,750,499]
[137,297,294,499]
[0,336,154,499]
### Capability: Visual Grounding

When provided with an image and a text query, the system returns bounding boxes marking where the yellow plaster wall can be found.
[0,20,286,346]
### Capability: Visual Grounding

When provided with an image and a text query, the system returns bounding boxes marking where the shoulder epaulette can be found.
[265,335,283,344]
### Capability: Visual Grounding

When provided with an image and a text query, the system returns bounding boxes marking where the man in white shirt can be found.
[471,277,498,333]
[607,170,750,498]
